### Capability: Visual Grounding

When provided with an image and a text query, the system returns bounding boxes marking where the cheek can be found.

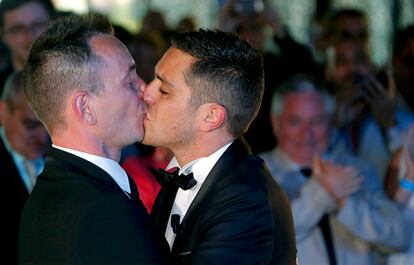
[280,125,300,140]
[10,125,29,147]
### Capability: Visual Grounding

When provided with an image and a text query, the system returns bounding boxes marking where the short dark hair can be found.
[0,0,56,30]
[24,13,113,133]
[170,28,264,138]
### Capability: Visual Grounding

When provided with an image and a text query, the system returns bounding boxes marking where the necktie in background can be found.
[24,159,37,192]
[300,167,337,265]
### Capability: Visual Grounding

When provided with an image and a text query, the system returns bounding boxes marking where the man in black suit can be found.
[0,71,49,264]
[19,13,168,264]
[143,29,297,264]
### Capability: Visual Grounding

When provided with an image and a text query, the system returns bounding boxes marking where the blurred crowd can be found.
[2,0,414,264]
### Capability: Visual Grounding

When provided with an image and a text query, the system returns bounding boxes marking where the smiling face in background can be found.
[142,47,197,153]
[274,91,330,166]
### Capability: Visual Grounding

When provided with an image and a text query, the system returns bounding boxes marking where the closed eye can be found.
[159,87,168,95]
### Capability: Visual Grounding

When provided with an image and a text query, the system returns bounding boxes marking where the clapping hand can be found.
[313,154,363,208]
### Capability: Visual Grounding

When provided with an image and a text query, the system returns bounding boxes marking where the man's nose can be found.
[143,80,156,104]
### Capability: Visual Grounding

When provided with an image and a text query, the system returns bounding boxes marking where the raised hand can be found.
[358,68,396,129]
[313,154,363,207]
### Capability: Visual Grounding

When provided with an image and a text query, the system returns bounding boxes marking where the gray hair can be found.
[271,74,336,117]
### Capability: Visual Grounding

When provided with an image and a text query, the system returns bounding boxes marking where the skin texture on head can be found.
[53,34,146,162]
[0,77,48,160]
[2,2,50,70]
[143,47,230,166]
[272,91,330,166]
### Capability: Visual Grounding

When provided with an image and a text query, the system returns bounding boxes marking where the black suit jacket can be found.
[151,139,297,265]
[0,137,29,265]
[19,147,168,265]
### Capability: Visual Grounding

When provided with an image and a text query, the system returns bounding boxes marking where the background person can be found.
[0,71,49,265]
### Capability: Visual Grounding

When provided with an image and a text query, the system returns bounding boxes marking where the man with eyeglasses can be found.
[0,1,54,264]
[0,0,55,95]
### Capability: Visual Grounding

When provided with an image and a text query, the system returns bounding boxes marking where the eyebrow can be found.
[156,74,175,89]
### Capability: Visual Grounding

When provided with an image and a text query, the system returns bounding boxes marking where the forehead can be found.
[3,2,49,26]
[89,34,133,69]
[282,92,325,116]
[156,47,193,75]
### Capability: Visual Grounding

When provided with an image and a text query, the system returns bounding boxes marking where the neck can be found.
[52,131,122,162]
[172,135,233,167]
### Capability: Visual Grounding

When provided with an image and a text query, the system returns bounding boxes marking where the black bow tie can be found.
[148,167,197,190]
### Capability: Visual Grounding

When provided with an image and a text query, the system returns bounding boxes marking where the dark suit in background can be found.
[151,139,297,265]
[19,147,168,265]
[0,138,28,265]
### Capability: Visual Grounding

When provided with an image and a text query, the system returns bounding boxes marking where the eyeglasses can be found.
[4,21,49,37]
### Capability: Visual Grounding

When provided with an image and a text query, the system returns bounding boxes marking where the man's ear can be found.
[72,91,96,125]
[199,103,227,132]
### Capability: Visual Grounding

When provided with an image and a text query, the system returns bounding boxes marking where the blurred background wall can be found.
[46,0,414,67]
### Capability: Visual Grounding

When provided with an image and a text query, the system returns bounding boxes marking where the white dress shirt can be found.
[165,142,232,249]
[52,145,131,196]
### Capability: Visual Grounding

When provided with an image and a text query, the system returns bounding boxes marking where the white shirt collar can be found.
[52,144,130,194]
[166,141,233,187]
[274,147,302,172]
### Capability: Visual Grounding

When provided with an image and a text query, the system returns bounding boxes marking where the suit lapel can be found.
[182,139,249,224]
[171,139,250,253]
[152,139,251,250]
[151,183,179,234]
